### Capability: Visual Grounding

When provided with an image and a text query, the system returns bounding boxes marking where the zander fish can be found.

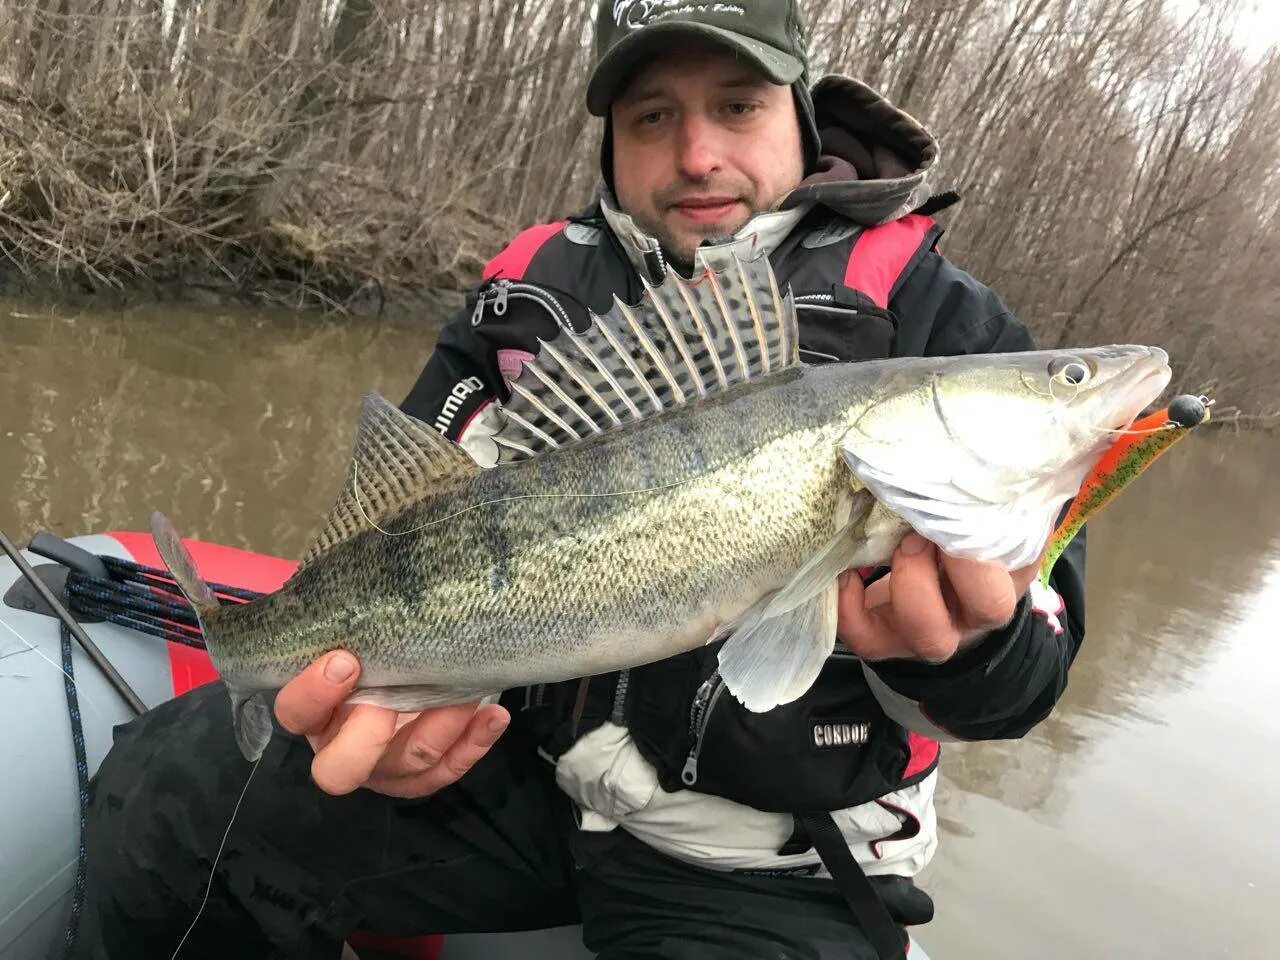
[151,254,1173,761]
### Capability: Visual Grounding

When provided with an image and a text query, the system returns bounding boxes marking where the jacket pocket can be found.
[554,720,660,822]
[795,285,897,363]
[626,644,917,813]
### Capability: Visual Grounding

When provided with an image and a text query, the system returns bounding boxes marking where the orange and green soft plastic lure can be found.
[1038,394,1212,586]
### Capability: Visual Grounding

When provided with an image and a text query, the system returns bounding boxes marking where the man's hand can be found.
[273,650,509,798]
[837,532,1042,664]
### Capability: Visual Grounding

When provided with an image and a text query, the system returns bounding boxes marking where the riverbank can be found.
[0,263,466,325]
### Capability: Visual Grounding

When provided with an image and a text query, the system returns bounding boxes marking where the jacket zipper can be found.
[472,280,573,331]
[680,641,858,785]
[644,243,668,284]
[610,668,630,725]
[681,672,726,786]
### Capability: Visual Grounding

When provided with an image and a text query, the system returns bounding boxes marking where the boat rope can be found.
[58,620,89,960]
[63,556,262,648]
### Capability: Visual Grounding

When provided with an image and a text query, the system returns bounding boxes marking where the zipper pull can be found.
[692,677,714,708]
[470,289,489,326]
[681,675,719,787]
[493,281,509,316]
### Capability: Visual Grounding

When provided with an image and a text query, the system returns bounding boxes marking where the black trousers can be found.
[77,682,921,959]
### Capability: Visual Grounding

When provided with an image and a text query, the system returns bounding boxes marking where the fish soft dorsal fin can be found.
[490,253,797,462]
[299,393,479,565]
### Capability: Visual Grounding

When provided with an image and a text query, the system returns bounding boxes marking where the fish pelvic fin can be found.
[490,253,799,463]
[149,511,219,613]
[719,584,841,714]
[718,517,875,713]
[227,683,275,762]
[299,393,481,567]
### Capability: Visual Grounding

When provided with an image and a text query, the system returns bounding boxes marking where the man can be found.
[79,2,1084,957]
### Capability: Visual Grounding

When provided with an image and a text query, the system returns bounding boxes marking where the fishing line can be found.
[1018,370,1082,403]
[0,619,109,726]
[352,459,698,538]
[356,381,1206,538]
[170,755,263,960]
[1081,421,1180,437]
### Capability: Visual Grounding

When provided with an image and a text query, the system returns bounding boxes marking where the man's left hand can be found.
[836,532,1043,664]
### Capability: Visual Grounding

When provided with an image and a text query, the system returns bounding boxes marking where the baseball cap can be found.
[587,1,811,116]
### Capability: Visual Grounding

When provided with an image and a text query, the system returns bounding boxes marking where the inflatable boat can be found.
[0,529,932,960]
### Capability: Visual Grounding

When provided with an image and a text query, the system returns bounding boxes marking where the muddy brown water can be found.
[2,297,1277,959]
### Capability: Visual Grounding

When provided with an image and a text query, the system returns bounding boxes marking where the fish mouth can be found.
[1108,347,1173,431]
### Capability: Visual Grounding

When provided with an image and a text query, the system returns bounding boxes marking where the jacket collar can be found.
[599,192,813,280]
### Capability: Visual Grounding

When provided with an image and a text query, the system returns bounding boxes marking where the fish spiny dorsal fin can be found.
[299,393,479,566]
[490,253,797,463]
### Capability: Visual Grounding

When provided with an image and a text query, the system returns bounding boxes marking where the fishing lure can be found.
[1039,394,1212,586]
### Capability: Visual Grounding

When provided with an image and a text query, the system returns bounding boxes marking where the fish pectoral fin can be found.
[718,583,839,714]
[490,254,798,463]
[756,505,875,620]
[346,684,499,713]
[718,519,870,713]
[228,685,275,762]
[841,447,1056,570]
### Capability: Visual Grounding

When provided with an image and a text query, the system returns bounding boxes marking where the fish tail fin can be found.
[150,512,272,762]
[228,683,275,762]
[149,510,220,613]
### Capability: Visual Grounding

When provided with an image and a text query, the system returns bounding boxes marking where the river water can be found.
[1,298,1277,959]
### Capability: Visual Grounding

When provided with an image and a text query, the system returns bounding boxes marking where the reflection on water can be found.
[921,430,1280,960]
[933,432,1280,817]
[0,297,444,556]
[2,297,1279,958]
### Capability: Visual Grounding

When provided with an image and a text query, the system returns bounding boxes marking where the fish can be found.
[150,252,1173,762]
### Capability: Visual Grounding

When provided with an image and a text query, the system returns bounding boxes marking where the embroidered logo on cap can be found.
[613,1,747,29]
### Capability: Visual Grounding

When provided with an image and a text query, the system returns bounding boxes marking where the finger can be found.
[372,701,480,781]
[886,534,959,662]
[309,703,398,796]
[939,553,1019,631]
[1009,543,1051,596]
[305,701,360,755]
[836,570,877,649]
[274,650,360,736]
[374,705,510,799]
[835,570,903,661]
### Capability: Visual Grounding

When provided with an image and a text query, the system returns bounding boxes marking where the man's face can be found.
[610,41,805,270]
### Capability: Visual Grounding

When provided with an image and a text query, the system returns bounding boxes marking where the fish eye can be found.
[1048,357,1091,386]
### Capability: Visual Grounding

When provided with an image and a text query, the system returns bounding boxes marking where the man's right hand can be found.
[273,650,509,798]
